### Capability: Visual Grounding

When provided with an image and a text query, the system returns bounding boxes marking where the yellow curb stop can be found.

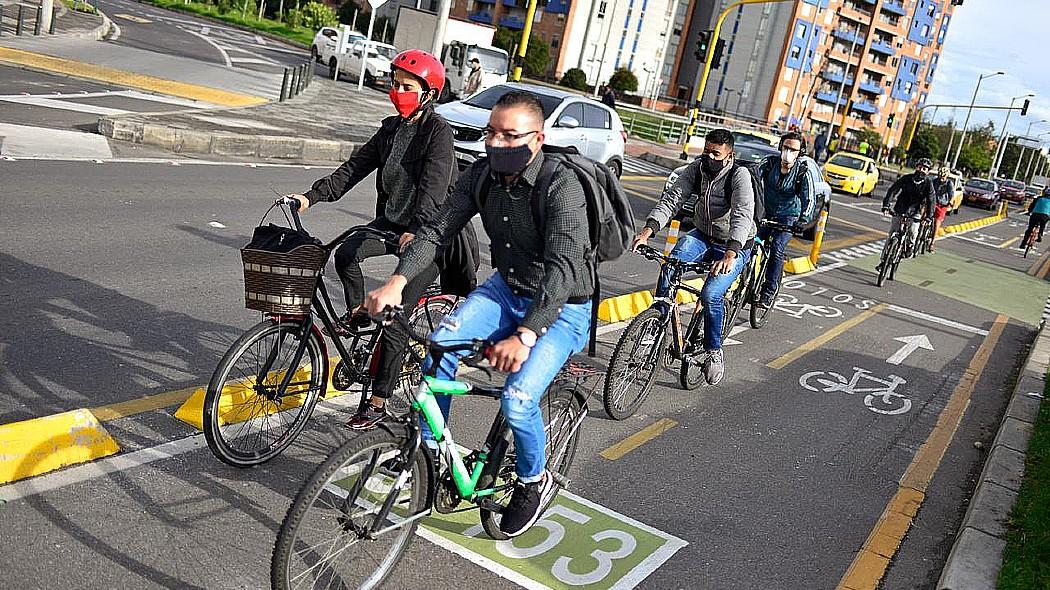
[0,409,119,484]
[784,255,816,274]
[598,289,654,323]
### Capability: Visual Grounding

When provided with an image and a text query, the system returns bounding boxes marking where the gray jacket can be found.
[645,158,757,252]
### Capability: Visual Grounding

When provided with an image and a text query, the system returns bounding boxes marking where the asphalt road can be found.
[0,158,1044,589]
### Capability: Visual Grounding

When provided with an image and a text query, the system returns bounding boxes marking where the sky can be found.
[926,0,1050,142]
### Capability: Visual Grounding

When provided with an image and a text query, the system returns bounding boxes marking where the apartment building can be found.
[665,0,957,149]
[445,0,573,75]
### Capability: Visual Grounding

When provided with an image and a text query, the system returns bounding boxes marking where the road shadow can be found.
[0,252,242,423]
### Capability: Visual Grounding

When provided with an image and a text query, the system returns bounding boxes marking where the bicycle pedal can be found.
[550,471,570,489]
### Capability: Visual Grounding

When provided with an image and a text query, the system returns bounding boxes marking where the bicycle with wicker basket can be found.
[203,197,458,468]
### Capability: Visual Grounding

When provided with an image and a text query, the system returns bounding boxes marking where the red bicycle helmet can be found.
[391,49,445,95]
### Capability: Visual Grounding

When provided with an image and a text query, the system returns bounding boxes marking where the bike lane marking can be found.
[836,314,1008,590]
[767,303,888,369]
[419,491,687,590]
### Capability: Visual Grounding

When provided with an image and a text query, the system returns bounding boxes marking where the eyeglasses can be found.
[483,128,539,142]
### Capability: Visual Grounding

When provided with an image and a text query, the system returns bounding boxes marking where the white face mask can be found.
[781,149,799,165]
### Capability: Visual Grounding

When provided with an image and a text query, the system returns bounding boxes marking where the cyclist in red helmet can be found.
[286,49,479,430]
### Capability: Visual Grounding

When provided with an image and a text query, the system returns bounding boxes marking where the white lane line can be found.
[230,57,280,65]
[115,90,215,108]
[887,304,990,336]
[185,29,232,68]
[0,96,128,116]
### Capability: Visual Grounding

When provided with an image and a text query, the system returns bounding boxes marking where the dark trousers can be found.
[333,217,439,398]
[1025,213,1049,245]
[759,216,797,298]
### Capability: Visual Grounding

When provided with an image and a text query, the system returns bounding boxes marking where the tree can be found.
[559,68,588,91]
[608,68,638,93]
[958,143,993,174]
[855,127,883,151]
[908,128,940,162]
[492,27,550,78]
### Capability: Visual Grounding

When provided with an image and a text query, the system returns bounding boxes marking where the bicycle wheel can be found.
[271,428,427,590]
[722,280,745,336]
[479,384,585,540]
[204,319,324,467]
[749,249,779,329]
[388,296,459,414]
[876,235,898,287]
[602,308,667,420]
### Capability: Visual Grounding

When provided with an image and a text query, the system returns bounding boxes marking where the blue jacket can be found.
[1030,195,1050,216]
[760,155,816,223]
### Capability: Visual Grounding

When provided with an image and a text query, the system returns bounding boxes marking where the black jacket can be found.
[304,107,479,296]
[883,173,936,218]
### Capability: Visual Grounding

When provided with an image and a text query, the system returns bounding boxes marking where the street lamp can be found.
[951,70,1004,169]
[990,93,1035,179]
[1024,132,1050,181]
[1014,119,1049,179]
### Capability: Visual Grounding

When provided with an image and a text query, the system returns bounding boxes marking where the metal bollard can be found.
[305,62,312,88]
[279,68,291,101]
[16,5,24,35]
[296,64,306,94]
[34,5,42,35]
[289,67,300,98]
[49,5,56,34]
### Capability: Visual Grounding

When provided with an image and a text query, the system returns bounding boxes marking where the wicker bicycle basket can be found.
[241,244,328,315]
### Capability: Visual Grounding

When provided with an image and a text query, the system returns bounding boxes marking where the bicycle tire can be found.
[204,319,324,467]
[876,235,898,287]
[602,307,667,420]
[271,427,427,590]
[749,248,779,329]
[479,383,584,540]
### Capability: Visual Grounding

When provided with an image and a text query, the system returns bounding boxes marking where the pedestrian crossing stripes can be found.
[623,156,672,177]
[824,240,886,262]
[1041,293,1050,325]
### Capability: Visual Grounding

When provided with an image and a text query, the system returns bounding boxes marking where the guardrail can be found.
[279,60,313,102]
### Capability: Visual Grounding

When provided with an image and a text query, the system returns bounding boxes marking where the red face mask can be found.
[389,88,423,118]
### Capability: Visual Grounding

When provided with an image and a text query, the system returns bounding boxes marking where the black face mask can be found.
[486,143,533,175]
[702,154,729,175]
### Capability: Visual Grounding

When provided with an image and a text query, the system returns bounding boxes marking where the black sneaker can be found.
[347,403,387,430]
[499,471,554,537]
[757,293,774,308]
[323,311,371,338]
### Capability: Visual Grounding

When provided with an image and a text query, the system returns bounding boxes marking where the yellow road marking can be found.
[836,315,1007,590]
[997,235,1021,249]
[600,418,677,460]
[0,47,266,107]
[767,303,887,369]
[621,174,664,181]
[114,13,152,23]
[92,386,200,422]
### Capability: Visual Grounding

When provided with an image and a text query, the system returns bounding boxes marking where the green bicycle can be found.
[270,309,596,589]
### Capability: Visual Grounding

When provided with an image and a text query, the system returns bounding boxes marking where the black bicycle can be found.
[876,215,919,287]
[203,198,458,468]
[271,308,599,589]
[914,217,935,256]
[602,244,747,419]
[745,220,803,329]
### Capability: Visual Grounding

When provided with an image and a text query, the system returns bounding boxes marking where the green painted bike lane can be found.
[847,250,1049,326]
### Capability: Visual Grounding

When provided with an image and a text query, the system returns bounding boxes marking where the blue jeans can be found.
[422,273,592,483]
[759,216,797,299]
[654,229,748,351]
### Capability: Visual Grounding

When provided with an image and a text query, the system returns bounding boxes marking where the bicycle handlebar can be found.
[634,243,714,274]
[758,219,802,235]
[377,306,494,374]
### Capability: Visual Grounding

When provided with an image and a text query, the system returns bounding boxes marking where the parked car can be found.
[731,130,778,148]
[435,83,627,176]
[311,27,364,63]
[962,178,1000,210]
[1025,185,1041,199]
[822,152,880,196]
[325,40,396,87]
[998,178,1027,204]
[733,140,779,165]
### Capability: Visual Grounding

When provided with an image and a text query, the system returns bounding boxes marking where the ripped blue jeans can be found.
[422,273,592,483]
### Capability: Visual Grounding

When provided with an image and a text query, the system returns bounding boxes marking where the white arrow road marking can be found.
[886,334,934,365]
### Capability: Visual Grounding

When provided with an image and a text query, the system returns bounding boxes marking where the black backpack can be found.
[725,161,766,226]
[473,144,637,354]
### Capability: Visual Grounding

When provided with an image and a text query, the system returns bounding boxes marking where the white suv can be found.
[435,83,627,177]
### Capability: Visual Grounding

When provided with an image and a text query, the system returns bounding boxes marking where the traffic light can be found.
[711,39,726,69]
[950,0,963,5]
[694,30,712,61]
[887,113,895,129]
[1021,98,1031,116]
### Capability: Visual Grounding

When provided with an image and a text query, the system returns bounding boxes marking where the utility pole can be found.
[785,3,823,129]
[510,0,540,81]
[951,71,1004,169]
[990,94,1034,178]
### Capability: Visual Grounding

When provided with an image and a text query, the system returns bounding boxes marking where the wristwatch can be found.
[515,331,537,348]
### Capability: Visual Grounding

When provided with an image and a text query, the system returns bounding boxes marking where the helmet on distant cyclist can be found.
[916,158,933,170]
[391,49,445,95]
[939,165,951,177]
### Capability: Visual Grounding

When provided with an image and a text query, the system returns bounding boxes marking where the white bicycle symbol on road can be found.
[773,294,843,319]
[799,367,912,415]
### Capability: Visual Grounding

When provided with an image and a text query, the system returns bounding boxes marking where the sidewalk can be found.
[937,322,1048,589]
[96,75,393,161]
[0,0,107,39]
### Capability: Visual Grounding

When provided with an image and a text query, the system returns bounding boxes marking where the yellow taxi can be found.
[823,152,880,196]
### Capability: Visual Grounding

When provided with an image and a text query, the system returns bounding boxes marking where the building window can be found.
[550,34,560,48]
[790,46,802,61]
[796,22,807,38]
[909,62,918,75]
[673,28,681,36]
[598,1,607,17]
[921,24,930,37]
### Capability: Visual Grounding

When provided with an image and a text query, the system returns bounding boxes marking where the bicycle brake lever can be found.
[463,354,494,379]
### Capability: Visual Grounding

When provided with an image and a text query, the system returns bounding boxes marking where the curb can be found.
[940,209,1008,237]
[0,409,120,484]
[937,323,1048,589]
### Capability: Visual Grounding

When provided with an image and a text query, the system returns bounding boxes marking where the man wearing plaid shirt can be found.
[366,91,592,538]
